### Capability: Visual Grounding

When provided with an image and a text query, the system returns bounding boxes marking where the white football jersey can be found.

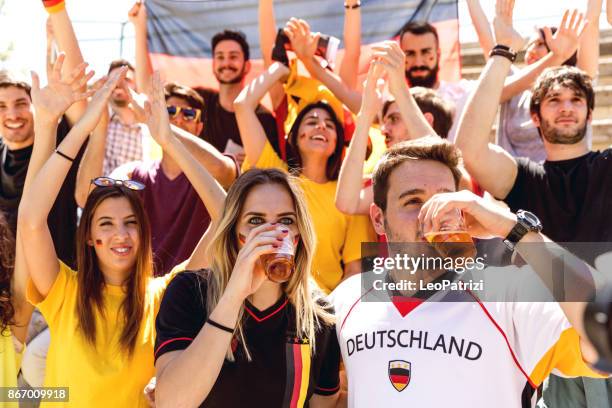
[330,271,603,408]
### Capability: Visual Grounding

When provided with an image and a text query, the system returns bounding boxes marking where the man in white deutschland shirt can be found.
[329,135,609,407]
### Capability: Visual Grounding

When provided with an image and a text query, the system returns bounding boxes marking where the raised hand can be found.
[30,54,95,123]
[74,67,127,133]
[124,83,148,123]
[544,9,588,63]
[226,223,288,300]
[493,0,524,51]
[360,61,385,120]
[284,18,319,61]
[370,41,406,90]
[128,0,147,28]
[418,190,517,240]
[144,71,173,148]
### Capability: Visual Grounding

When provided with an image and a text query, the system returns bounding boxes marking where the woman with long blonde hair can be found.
[154,168,342,407]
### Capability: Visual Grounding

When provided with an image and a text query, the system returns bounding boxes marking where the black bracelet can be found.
[489,45,517,63]
[206,318,234,334]
[344,2,361,9]
[54,149,75,162]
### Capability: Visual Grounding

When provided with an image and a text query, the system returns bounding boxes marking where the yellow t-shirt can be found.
[26,262,176,408]
[244,141,376,293]
[0,328,22,408]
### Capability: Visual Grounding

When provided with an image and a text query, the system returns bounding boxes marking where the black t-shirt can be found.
[155,271,341,407]
[0,116,83,268]
[196,88,280,154]
[503,150,612,243]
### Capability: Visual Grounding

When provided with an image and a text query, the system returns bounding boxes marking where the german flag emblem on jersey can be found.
[388,360,411,392]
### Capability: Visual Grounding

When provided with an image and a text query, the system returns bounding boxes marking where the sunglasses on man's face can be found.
[90,177,146,191]
[167,105,202,122]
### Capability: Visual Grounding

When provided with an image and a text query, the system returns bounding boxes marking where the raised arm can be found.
[339,0,362,90]
[234,62,290,163]
[608,0,612,24]
[45,4,89,126]
[500,9,587,102]
[454,0,522,199]
[374,41,436,139]
[335,63,382,215]
[145,73,228,222]
[576,0,602,78]
[258,0,285,110]
[285,18,362,114]
[466,0,495,58]
[74,103,108,206]
[169,125,237,189]
[19,67,123,297]
[129,0,153,93]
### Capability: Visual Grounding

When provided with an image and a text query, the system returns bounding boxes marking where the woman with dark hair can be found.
[18,66,225,407]
[154,167,341,407]
[234,61,375,293]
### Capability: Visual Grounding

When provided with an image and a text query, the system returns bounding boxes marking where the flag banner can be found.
[146,0,460,90]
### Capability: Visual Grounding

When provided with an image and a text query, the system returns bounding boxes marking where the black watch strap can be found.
[503,222,529,251]
[489,44,517,63]
[503,210,542,251]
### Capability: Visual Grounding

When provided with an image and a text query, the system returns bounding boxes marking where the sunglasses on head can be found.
[167,105,202,122]
[90,177,145,191]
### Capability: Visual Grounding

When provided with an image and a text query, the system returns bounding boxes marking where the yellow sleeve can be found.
[242,139,288,173]
[529,328,609,386]
[26,261,75,326]
[341,214,376,265]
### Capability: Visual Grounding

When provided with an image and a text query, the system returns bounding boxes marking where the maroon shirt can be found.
[132,160,211,276]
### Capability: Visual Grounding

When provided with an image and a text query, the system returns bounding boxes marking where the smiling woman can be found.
[234,61,376,293]
[14,64,185,407]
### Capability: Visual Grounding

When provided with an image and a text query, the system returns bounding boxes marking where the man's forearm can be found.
[170,125,236,188]
[388,78,435,139]
[456,56,512,157]
[516,231,602,364]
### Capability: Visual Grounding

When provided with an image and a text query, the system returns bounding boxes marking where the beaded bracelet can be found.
[344,2,361,9]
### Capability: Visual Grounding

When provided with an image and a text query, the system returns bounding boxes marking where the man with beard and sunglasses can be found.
[108,82,237,276]
[195,30,279,166]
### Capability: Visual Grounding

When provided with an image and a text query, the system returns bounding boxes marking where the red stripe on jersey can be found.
[154,337,194,357]
[340,287,375,333]
[289,344,303,408]
[468,291,537,389]
[244,298,289,323]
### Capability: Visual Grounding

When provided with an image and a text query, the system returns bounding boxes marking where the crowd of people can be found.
[1,0,612,406]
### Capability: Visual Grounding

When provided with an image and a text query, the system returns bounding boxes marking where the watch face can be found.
[519,210,542,231]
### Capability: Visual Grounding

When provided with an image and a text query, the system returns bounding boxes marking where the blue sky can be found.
[0,0,607,80]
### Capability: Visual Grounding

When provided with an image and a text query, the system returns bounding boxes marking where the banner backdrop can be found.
[146,0,460,90]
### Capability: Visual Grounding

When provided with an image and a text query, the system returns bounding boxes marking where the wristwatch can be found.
[503,210,543,251]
